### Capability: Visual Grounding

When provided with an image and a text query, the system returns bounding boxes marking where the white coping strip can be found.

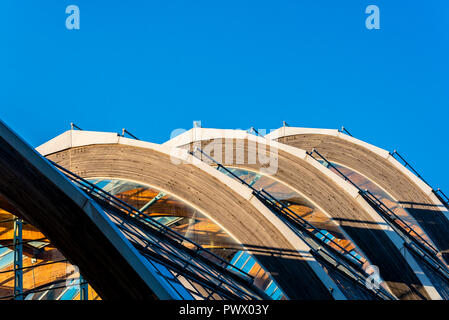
[265,128,444,299]
[186,152,346,299]
[37,129,346,299]
[39,128,444,299]
[265,127,449,221]
[0,121,181,300]
[158,129,373,268]
[163,127,446,298]
[164,128,397,295]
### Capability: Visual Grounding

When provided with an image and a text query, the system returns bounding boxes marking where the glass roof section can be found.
[320,161,433,247]
[220,168,366,265]
[89,178,287,300]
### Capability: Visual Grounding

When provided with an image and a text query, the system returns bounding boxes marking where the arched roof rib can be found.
[0,120,180,300]
[266,127,449,264]
[37,130,343,300]
[164,128,440,300]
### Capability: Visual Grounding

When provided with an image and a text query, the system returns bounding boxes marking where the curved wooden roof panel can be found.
[37,130,343,300]
[266,127,449,265]
[0,121,183,300]
[164,128,441,300]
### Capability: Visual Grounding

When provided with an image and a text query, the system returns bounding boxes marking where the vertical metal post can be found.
[79,274,88,300]
[13,217,23,300]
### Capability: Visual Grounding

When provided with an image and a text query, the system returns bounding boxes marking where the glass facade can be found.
[89,178,287,300]
[219,168,367,265]
[0,207,99,300]
[213,167,388,299]
[319,161,449,298]
[320,161,433,245]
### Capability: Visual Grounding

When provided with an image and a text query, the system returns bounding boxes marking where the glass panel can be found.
[220,167,367,265]
[325,162,433,246]
[90,178,288,300]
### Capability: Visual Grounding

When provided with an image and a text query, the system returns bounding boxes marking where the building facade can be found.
[0,120,448,300]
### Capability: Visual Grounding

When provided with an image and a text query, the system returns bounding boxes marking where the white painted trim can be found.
[0,121,182,300]
[162,127,445,299]
[37,129,345,299]
[162,128,250,147]
[265,127,449,221]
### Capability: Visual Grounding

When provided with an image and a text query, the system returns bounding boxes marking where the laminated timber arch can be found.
[163,128,440,300]
[266,127,449,264]
[0,121,181,300]
[37,130,343,300]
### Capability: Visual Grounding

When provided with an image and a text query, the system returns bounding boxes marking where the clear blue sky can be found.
[1,1,448,191]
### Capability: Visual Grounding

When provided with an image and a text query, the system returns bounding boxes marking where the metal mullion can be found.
[69,169,250,278]
[13,218,23,300]
[310,150,439,262]
[54,163,260,298]
[138,250,246,300]
[109,208,185,259]
[112,209,244,286]
[119,225,220,282]
[193,148,393,300]
[176,273,217,300]
[138,242,254,299]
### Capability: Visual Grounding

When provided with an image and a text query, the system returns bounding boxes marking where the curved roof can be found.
[37,129,344,300]
[0,120,181,300]
[266,127,449,264]
[163,128,442,300]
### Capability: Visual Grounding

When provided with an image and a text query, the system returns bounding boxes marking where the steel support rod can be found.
[250,127,260,136]
[121,128,139,140]
[70,122,83,130]
[139,191,166,212]
[339,126,353,137]
[13,217,23,300]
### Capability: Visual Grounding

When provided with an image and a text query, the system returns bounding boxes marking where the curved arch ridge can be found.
[266,127,449,264]
[163,127,444,300]
[0,120,186,300]
[38,129,344,300]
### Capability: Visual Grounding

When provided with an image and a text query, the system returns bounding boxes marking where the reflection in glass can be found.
[90,178,286,300]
